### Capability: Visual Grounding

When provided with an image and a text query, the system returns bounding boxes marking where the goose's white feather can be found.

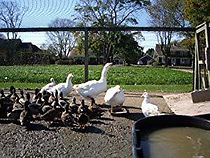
[40,78,56,93]
[141,92,160,117]
[48,73,73,97]
[104,85,125,107]
[74,63,112,99]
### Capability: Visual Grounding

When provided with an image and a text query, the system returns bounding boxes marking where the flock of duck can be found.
[0,63,127,129]
[0,87,106,129]
[0,62,164,129]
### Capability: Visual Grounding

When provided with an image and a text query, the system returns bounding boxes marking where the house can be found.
[154,44,192,66]
[137,54,155,65]
[20,42,42,52]
[113,56,125,65]
[0,39,45,65]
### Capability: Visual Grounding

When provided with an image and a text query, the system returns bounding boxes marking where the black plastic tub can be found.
[132,115,210,158]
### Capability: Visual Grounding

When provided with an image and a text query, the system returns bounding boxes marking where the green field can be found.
[0,65,193,93]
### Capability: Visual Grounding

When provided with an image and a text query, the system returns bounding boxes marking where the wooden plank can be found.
[196,21,208,34]
[205,26,210,69]
[196,21,206,29]
[196,25,206,34]
[198,60,204,64]
[193,47,198,90]
[204,23,210,87]
[202,68,209,88]
[194,33,201,90]
[191,89,210,103]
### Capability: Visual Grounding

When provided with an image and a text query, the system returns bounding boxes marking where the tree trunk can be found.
[164,54,169,67]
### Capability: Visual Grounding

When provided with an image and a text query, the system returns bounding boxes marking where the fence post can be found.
[84,29,89,82]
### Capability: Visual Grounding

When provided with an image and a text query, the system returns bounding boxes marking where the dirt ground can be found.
[1,89,209,157]
[163,92,210,116]
[0,91,173,158]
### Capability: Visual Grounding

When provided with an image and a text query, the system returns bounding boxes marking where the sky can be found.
[12,0,158,52]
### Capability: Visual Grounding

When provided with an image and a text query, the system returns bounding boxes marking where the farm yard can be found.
[0,88,171,158]
[0,64,193,157]
[0,0,209,156]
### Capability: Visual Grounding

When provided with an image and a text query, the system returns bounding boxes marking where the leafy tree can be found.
[114,33,144,65]
[146,0,187,66]
[181,1,210,59]
[75,0,149,26]
[0,0,26,39]
[46,18,76,59]
[184,0,210,27]
[74,0,149,64]
[146,48,155,57]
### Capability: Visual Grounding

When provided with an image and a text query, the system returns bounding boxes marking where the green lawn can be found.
[0,65,193,93]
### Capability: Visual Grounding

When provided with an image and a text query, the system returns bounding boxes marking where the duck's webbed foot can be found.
[87,96,96,103]
[87,96,94,100]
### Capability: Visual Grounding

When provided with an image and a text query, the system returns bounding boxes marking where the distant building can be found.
[154,44,192,66]
[137,54,155,65]
[20,42,42,52]
[113,56,125,65]
[0,39,49,65]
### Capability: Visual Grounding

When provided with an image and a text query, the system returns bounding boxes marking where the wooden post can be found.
[84,29,89,82]
[194,33,201,90]
[205,22,210,87]
[194,33,198,90]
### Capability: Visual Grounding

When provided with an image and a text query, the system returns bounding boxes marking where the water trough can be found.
[132,115,210,158]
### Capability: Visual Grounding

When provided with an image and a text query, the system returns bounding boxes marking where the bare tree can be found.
[46,18,76,59]
[0,0,26,39]
[146,0,186,66]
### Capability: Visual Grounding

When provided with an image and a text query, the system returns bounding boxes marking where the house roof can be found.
[0,39,41,52]
[155,44,189,56]
[21,42,41,52]
[138,54,155,64]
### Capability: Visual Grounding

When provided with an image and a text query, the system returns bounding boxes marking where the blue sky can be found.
[14,0,158,51]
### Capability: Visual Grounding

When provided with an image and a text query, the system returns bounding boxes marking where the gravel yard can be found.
[0,92,172,158]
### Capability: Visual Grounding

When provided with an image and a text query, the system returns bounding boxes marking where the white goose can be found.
[73,63,112,100]
[104,85,125,111]
[40,78,56,93]
[141,92,161,117]
[48,73,74,97]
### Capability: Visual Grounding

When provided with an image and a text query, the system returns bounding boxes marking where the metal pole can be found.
[84,29,89,82]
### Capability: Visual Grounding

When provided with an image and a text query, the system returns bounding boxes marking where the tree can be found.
[0,0,26,39]
[146,0,187,66]
[182,0,210,58]
[46,18,76,59]
[114,33,144,65]
[184,0,210,27]
[146,48,155,57]
[75,0,150,26]
[74,0,149,64]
